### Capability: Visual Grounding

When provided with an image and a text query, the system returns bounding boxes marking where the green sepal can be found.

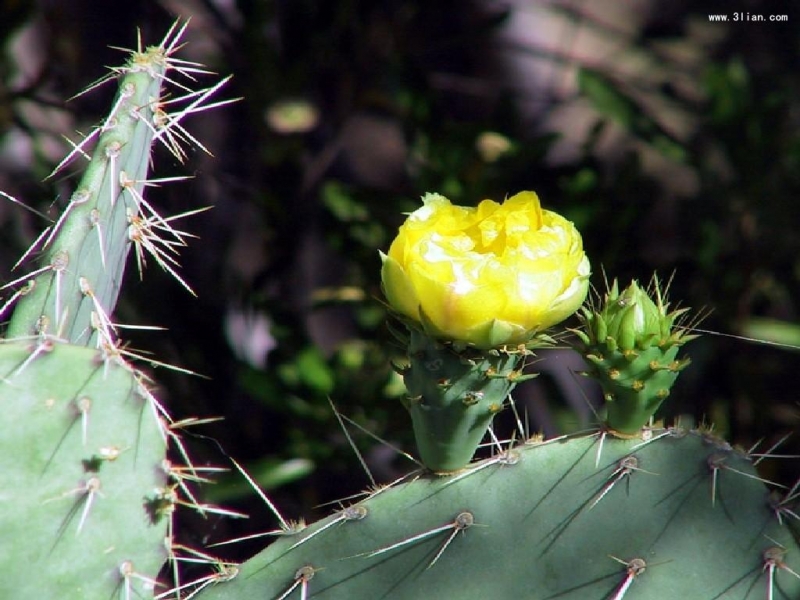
[594,312,608,343]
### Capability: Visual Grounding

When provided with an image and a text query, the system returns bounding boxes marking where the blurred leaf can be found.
[279,346,336,396]
[740,317,800,352]
[651,134,687,163]
[560,167,598,196]
[578,68,637,129]
[703,59,751,122]
[0,0,33,42]
[204,457,315,503]
[578,68,687,162]
[322,181,369,221]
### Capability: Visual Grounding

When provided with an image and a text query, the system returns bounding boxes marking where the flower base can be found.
[399,329,525,472]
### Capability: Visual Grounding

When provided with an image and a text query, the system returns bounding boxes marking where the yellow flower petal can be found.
[381,191,590,348]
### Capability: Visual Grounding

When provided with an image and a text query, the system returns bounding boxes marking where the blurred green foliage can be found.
[0,0,798,563]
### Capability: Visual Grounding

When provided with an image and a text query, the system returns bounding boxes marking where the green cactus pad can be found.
[0,341,168,599]
[195,429,799,599]
[5,57,169,347]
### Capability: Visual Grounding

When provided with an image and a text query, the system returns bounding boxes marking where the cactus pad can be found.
[195,429,800,599]
[0,341,168,598]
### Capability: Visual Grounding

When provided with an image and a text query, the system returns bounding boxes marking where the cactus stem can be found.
[541,440,644,557]
[6,21,234,346]
[0,23,234,593]
[197,427,800,598]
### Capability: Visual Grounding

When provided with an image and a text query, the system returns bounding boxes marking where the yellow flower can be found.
[381,191,590,348]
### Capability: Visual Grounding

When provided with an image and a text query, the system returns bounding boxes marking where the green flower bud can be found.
[574,276,698,435]
[604,281,663,352]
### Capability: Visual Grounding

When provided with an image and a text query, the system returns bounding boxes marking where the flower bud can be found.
[574,276,698,435]
[604,282,663,352]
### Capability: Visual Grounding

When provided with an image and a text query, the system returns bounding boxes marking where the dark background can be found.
[1,0,798,567]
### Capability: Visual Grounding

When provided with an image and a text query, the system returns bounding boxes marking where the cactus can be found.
[185,244,799,600]
[193,428,800,599]
[182,244,798,598]
[0,341,166,598]
[0,21,233,599]
[4,20,229,345]
[1,21,798,600]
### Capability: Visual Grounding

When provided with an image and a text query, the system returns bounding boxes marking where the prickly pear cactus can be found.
[0,21,232,599]
[187,216,800,599]
[194,428,800,599]
[2,19,797,600]
[4,21,228,345]
[0,342,167,598]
